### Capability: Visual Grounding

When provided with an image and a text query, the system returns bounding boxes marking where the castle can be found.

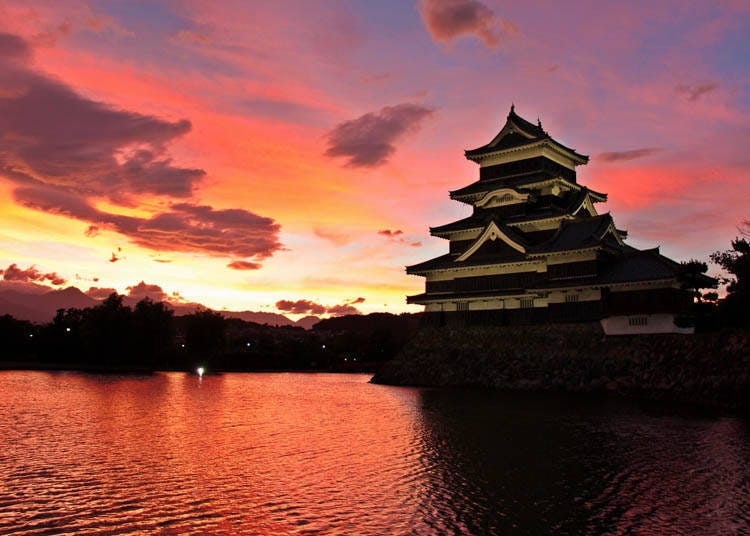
[406,106,713,334]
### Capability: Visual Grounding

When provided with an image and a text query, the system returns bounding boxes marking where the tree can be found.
[0,314,35,360]
[133,298,175,368]
[679,259,712,303]
[81,293,135,367]
[710,237,750,327]
[184,309,226,366]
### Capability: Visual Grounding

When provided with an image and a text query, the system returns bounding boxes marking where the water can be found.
[1,372,749,535]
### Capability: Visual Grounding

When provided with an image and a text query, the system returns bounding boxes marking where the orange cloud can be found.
[0,263,66,286]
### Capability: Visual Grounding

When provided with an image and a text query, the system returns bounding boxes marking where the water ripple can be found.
[1,372,749,534]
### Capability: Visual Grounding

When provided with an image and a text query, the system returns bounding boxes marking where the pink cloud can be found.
[275,298,362,316]
[126,281,168,302]
[227,260,262,270]
[597,148,663,162]
[377,229,403,237]
[418,0,519,49]
[325,103,435,167]
[0,34,203,201]
[325,303,360,316]
[86,286,118,300]
[676,82,719,102]
[0,263,66,286]
[0,32,283,267]
[15,187,283,262]
[314,228,351,246]
[276,299,328,315]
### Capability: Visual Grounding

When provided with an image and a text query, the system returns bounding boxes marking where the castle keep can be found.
[406,106,712,334]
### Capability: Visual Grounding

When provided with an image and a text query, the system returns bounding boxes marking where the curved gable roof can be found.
[464,105,588,162]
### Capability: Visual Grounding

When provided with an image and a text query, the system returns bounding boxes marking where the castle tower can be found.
[406,106,713,334]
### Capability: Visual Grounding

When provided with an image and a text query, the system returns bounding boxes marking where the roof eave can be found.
[465,139,589,165]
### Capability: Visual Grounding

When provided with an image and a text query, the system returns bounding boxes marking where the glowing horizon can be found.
[1,1,748,318]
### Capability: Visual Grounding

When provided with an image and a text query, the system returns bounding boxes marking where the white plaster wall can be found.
[601,314,694,335]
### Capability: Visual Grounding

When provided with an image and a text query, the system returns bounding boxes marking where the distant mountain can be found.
[295,315,321,330]
[0,281,53,295]
[220,310,296,326]
[0,295,49,323]
[0,286,98,323]
[0,283,322,329]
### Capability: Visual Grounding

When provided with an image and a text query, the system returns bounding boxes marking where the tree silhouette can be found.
[184,309,226,367]
[711,237,750,326]
[133,298,175,368]
[81,293,135,367]
[679,259,711,302]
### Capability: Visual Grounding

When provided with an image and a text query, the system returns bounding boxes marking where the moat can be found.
[2,371,749,535]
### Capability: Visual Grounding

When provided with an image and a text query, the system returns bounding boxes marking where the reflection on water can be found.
[0,371,748,535]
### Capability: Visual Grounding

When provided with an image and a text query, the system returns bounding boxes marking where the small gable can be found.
[456,221,527,262]
[468,238,527,261]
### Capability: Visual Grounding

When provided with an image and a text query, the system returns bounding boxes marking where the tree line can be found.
[0,293,421,372]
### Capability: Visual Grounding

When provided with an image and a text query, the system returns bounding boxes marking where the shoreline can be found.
[0,362,380,375]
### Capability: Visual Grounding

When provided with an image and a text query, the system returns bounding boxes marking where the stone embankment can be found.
[372,323,750,410]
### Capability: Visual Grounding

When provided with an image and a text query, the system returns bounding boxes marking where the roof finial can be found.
[510,103,515,114]
[537,117,543,128]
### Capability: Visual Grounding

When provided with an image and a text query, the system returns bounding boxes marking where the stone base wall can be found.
[372,324,750,410]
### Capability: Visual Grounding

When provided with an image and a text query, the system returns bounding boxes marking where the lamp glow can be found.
[196,367,205,378]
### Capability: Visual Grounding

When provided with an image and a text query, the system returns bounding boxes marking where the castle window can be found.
[500,193,514,204]
[565,294,579,303]
[520,298,534,309]
[628,316,649,327]
[456,302,469,312]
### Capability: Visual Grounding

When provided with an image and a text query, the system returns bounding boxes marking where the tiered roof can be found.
[409,214,625,274]
[431,187,609,237]
[406,248,709,304]
[406,106,717,320]
[463,105,588,163]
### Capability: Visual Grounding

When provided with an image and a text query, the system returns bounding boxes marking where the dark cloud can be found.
[418,0,519,49]
[676,82,718,102]
[598,148,663,162]
[276,299,328,315]
[377,229,403,237]
[126,281,168,302]
[325,103,434,167]
[227,260,262,270]
[84,225,100,237]
[0,263,66,286]
[86,286,118,300]
[325,304,360,316]
[0,33,32,61]
[0,34,203,200]
[275,299,362,316]
[0,33,283,267]
[410,241,423,247]
[14,186,282,262]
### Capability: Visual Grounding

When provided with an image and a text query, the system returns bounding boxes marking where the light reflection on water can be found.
[0,371,748,535]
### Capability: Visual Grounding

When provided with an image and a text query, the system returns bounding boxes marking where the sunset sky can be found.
[0,0,748,317]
